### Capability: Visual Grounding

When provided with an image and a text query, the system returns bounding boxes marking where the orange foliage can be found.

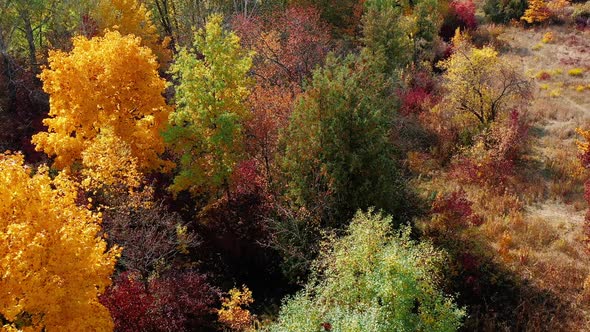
[32,31,172,176]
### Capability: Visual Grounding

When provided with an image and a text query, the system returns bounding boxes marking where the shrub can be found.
[484,0,527,23]
[101,271,220,332]
[266,210,466,332]
[218,286,255,331]
[541,31,554,43]
[572,1,590,26]
[568,68,584,76]
[430,189,484,233]
[536,70,552,80]
[521,0,551,23]
[452,110,529,187]
[441,0,478,40]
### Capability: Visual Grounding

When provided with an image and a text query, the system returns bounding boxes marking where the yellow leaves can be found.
[32,30,172,184]
[218,286,255,331]
[93,0,171,67]
[576,128,590,154]
[0,152,119,331]
[521,0,551,23]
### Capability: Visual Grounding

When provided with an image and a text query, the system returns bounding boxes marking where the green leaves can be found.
[281,52,405,226]
[268,210,466,332]
[165,14,253,196]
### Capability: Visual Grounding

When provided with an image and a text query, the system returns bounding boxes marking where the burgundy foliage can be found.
[431,189,484,228]
[101,271,220,332]
[231,6,332,87]
[398,70,438,116]
[440,0,478,40]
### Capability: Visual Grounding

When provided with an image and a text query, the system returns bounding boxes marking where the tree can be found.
[0,153,120,331]
[438,39,530,127]
[484,0,527,23]
[101,271,220,331]
[165,14,253,197]
[93,0,172,65]
[521,0,551,23]
[281,52,406,225]
[32,30,172,175]
[231,6,332,88]
[362,0,413,74]
[268,210,465,332]
[289,0,365,36]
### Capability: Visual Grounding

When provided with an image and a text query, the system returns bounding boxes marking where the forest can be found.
[0,0,590,331]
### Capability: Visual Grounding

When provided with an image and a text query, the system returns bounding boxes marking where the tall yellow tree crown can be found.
[32,30,172,174]
[93,0,172,65]
[0,153,120,331]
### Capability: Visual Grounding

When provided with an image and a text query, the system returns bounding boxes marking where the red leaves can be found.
[432,189,484,228]
[441,0,478,40]
[101,271,219,332]
[451,0,478,30]
[232,6,331,87]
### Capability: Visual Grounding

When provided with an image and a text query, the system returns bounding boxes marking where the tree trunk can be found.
[20,9,38,75]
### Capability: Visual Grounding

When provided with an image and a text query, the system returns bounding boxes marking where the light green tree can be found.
[267,210,465,332]
[165,14,253,197]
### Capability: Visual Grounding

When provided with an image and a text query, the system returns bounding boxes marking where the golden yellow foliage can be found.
[218,286,254,331]
[576,128,590,155]
[80,128,142,191]
[439,41,530,126]
[0,153,120,331]
[32,31,173,177]
[93,0,171,66]
[521,0,551,23]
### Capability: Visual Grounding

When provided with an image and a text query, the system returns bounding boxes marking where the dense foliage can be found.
[2,0,586,331]
[267,210,465,331]
[0,153,119,331]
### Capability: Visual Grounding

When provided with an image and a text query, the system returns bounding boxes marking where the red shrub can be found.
[398,69,439,115]
[431,189,484,228]
[452,0,478,29]
[101,271,219,332]
[440,0,478,40]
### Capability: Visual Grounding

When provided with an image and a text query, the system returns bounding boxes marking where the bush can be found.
[484,0,528,23]
[451,110,529,187]
[441,0,478,40]
[266,210,466,332]
[568,68,584,76]
[572,1,590,26]
[101,271,220,332]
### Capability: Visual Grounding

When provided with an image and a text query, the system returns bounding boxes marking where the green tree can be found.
[267,210,465,332]
[281,52,405,226]
[165,14,254,197]
[362,0,413,74]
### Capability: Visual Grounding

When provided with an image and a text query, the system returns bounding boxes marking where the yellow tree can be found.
[438,38,530,126]
[0,153,120,331]
[521,0,551,23]
[32,30,173,176]
[92,0,171,65]
[93,0,172,65]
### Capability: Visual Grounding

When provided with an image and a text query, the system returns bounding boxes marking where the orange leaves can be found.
[521,0,551,23]
[0,152,120,331]
[32,31,172,182]
[218,286,255,331]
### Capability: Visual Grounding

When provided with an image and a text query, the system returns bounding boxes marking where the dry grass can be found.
[413,24,590,330]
